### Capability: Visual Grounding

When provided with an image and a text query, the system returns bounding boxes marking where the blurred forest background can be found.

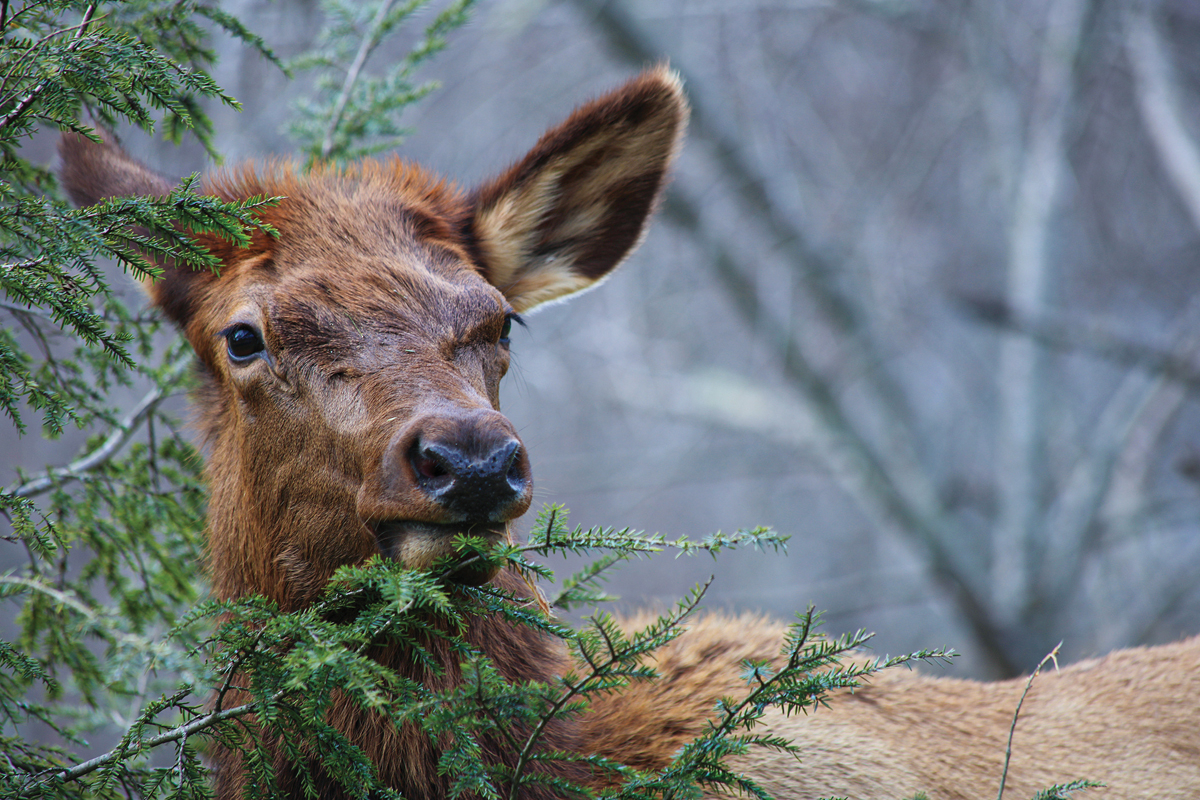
[9,0,1200,681]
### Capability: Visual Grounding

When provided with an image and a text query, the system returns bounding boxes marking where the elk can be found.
[60,68,1200,800]
[60,67,688,799]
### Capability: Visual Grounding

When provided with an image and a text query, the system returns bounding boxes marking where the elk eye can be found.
[500,313,523,346]
[224,324,265,362]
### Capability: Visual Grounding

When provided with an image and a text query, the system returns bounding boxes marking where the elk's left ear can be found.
[468,67,689,313]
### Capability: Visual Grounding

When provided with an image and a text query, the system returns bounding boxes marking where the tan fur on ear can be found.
[470,66,689,313]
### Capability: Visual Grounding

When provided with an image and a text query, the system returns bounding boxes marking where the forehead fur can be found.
[196,157,474,267]
[271,268,507,367]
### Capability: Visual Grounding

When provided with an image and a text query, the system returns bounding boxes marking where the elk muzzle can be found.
[362,407,533,583]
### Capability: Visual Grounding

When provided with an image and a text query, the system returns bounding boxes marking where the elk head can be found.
[59,69,688,610]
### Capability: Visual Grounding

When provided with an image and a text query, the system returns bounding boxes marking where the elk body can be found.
[60,69,1200,800]
[594,619,1200,798]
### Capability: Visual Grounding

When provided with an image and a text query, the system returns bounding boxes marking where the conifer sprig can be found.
[287,0,476,166]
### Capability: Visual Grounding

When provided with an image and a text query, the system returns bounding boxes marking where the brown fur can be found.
[769,633,1200,798]
[59,68,1200,800]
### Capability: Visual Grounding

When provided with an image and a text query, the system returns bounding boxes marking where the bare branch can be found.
[663,190,1017,675]
[566,0,1022,666]
[993,0,1090,620]
[1126,6,1200,233]
[1122,542,1200,646]
[963,295,1200,602]
[0,298,55,320]
[1043,306,1200,601]
[963,298,1200,392]
[568,0,930,482]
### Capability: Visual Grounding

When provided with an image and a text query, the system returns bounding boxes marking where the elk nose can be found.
[409,437,530,521]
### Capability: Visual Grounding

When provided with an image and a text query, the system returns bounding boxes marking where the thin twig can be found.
[572,0,1020,674]
[963,298,1200,392]
[664,190,1018,676]
[213,627,268,713]
[16,582,413,796]
[0,298,55,320]
[17,699,261,797]
[994,0,1090,618]
[0,12,102,101]
[319,0,401,160]
[8,353,192,499]
[997,644,1060,800]
[176,730,187,793]
[543,507,557,547]
[570,0,931,483]
[0,576,164,654]
[505,581,710,800]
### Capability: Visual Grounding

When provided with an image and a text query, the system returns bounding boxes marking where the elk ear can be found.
[59,130,174,206]
[58,131,213,329]
[468,67,689,313]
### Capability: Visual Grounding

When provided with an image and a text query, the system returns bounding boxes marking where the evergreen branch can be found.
[0,11,104,100]
[548,552,625,610]
[13,697,261,798]
[445,506,787,585]
[290,0,474,164]
[14,584,413,797]
[0,575,164,654]
[0,3,97,131]
[1032,780,1106,799]
[607,610,953,799]
[8,351,192,499]
[505,582,711,800]
[212,627,268,714]
[194,6,284,73]
[320,0,409,161]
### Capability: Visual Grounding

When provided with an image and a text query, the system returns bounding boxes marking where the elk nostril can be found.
[504,443,524,484]
[410,445,451,482]
[416,455,443,479]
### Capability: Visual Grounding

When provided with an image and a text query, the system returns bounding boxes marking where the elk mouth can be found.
[372,520,508,585]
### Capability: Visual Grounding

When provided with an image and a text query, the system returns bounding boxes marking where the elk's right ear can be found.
[58,131,211,329]
[468,67,689,313]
